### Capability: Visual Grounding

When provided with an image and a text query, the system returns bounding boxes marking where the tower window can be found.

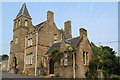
[18,20,20,26]
[15,22,17,28]
[15,37,18,44]
[25,20,28,27]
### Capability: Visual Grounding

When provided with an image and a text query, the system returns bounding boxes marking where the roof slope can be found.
[16,3,31,18]
[45,36,80,55]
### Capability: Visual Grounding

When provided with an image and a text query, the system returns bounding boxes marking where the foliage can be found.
[67,45,76,52]
[88,45,117,78]
[2,54,8,60]
[112,75,120,79]
[49,48,63,61]
[49,48,59,60]
[66,45,76,56]
[49,45,76,61]
[112,56,120,75]
[21,70,29,75]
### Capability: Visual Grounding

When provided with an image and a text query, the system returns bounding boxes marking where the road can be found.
[1,71,43,80]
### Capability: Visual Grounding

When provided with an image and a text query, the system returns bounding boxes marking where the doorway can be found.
[49,58,54,74]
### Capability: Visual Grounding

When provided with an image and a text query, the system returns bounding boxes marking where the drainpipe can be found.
[73,52,75,78]
[35,30,38,76]
[24,35,27,70]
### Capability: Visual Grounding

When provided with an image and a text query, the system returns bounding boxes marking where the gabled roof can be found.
[45,36,80,55]
[16,3,31,19]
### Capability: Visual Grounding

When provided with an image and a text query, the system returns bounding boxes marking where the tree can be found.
[2,54,9,60]
[88,45,116,78]
[112,56,120,75]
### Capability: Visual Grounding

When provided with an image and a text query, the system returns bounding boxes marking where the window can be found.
[60,59,63,66]
[15,37,18,44]
[28,34,32,46]
[64,59,68,66]
[26,53,34,65]
[18,20,20,26]
[54,34,57,43]
[15,22,17,28]
[25,20,28,27]
[83,52,88,65]
[64,53,68,66]
[64,53,68,58]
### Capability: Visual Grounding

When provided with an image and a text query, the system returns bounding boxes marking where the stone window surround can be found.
[60,52,68,66]
[83,52,88,65]
[54,34,57,43]
[25,20,28,27]
[27,33,32,46]
[18,20,20,27]
[26,53,34,65]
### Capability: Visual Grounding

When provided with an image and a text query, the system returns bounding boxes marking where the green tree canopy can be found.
[88,45,117,78]
[2,54,9,60]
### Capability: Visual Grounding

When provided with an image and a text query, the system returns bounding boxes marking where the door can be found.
[49,58,54,74]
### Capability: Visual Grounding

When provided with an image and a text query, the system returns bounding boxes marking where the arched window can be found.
[25,20,28,27]
[18,20,20,26]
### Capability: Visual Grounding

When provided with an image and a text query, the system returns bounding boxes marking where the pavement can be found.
[1,72,55,80]
[1,71,44,80]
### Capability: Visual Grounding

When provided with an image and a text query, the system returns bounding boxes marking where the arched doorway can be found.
[49,58,54,74]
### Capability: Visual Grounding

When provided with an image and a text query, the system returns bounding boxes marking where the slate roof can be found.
[16,3,31,18]
[45,36,80,55]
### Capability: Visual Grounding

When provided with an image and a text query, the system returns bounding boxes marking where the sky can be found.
[1,2,118,56]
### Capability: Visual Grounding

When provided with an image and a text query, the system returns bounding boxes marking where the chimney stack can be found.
[79,28,87,39]
[47,11,54,22]
[64,20,72,39]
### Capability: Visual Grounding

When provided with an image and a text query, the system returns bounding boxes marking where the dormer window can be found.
[25,20,28,27]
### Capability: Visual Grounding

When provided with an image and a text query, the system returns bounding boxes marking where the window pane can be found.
[60,59,63,66]
[64,59,68,66]
[25,20,28,26]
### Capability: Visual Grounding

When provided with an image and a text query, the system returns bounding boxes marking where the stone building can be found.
[9,3,93,78]
[1,57,9,72]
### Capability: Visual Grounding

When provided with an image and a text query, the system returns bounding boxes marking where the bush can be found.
[21,70,29,75]
[112,75,120,79]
